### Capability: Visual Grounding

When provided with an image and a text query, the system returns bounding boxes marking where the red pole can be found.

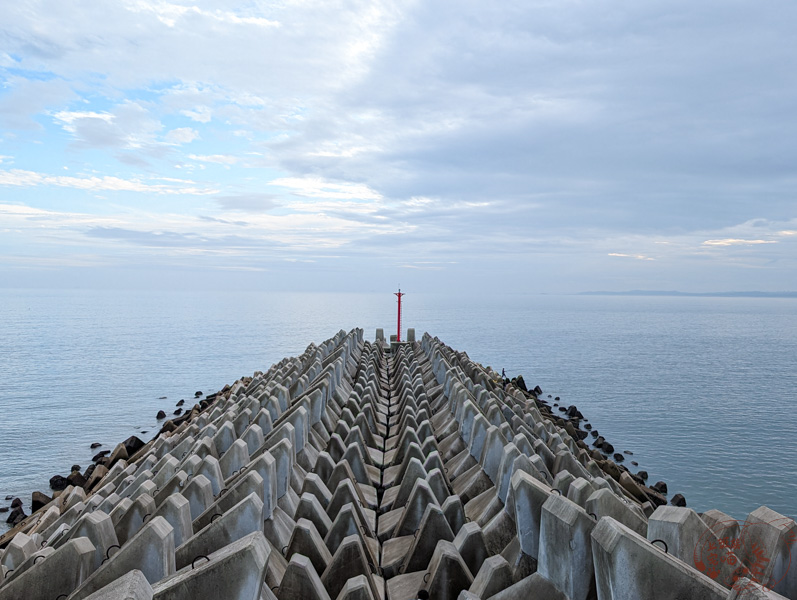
[395,287,404,342]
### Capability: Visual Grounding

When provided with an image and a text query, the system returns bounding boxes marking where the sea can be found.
[1,289,795,534]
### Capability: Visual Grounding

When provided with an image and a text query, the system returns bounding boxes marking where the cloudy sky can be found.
[1,0,795,292]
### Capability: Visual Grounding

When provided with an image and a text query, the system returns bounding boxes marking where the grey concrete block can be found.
[82,569,153,600]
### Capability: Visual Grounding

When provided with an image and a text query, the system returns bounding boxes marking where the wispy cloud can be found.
[608,253,655,261]
[0,169,217,195]
[702,239,777,247]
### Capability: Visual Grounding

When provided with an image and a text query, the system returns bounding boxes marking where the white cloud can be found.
[0,169,217,195]
[188,154,239,165]
[181,106,212,123]
[608,253,655,261]
[270,177,382,201]
[702,239,777,247]
[164,127,199,144]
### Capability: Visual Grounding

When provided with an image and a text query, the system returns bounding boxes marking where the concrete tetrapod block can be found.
[590,516,727,600]
[425,540,474,600]
[585,488,647,537]
[286,517,333,575]
[737,506,797,598]
[321,534,381,600]
[82,569,154,600]
[538,493,597,600]
[647,505,744,587]
[52,509,119,572]
[0,532,36,570]
[218,439,251,480]
[468,555,514,599]
[196,456,225,497]
[510,469,553,560]
[296,491,334,538]
[278,553,332,600]
[334,574,376,600]
[193,470,265,533]
[176,492,265,570]
[151,493,193,549]
[112,493,157,546]
[181,474,214,521]
[485,572,569,600]
[152,531,270,600]
[70,516,176,600]
[728,577,790,599]
[0,536,95,600]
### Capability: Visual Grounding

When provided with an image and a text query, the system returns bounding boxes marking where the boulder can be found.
[195,391,203,397]
[90,443,102,449]
[32,491,52,512]
[173,408,183,416]
[613,453,624,462]
[10,497,22,509]
[122,435,145,457]
[637,471,649,481]
[156,410,166,419]
[92,450,111,462]
[50,475,69,491]
[176,399,185,407]
[5,506,26,525]
[670,493,686,507]
[71,464,81,472]
[651,481,668,495]
[67,470,88,489]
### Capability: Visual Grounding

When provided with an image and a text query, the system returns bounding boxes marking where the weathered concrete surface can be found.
[590,516,727,600]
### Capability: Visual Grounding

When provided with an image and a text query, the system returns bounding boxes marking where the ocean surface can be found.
[1,289,796,533]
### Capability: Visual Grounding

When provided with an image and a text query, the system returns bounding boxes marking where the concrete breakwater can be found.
[0,328,793,599]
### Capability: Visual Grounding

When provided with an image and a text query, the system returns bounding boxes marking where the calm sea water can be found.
[1,290,795,533]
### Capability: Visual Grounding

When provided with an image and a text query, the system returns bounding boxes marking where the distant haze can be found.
[0,1,795,292]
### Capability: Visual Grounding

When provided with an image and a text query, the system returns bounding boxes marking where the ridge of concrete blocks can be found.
[0,328,794,600]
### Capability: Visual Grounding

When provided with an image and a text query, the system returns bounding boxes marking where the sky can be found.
[1,0,795,293]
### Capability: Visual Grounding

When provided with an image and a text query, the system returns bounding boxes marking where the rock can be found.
[4,495,12,500]
[670,493,687,507]
[590,430,599,438]
[173,408,183,416]
[90,442,102,449]
[158,396,167,399]
[533,385,542,395]
[141,431,147,435]
[547,394,552,398]
[637,470,648,481]
[631,461,638,466]
[6,506,26,525]
[642,486,667,507]
[651,481,668,495]
[71,464,81,473]
[67,471,87,489]
[49,475,69,491]
[92,450,111,462]
[602,443,615,454]
[514,375,527,391]
[584,424,592,430]
[613,453,624,462]
[601,460,622,482]
[10,497,22,509]
[194,391,203,397]
[554,396,560,401]
[0,506,8,513]
[156,410,167,419]
[83,464,96,479]
[31,491,52,512]
[624,450,633,455]
[176,399,185,407]
[122,435,145,457]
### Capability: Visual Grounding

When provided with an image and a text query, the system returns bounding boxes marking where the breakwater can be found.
[0,328,793,599]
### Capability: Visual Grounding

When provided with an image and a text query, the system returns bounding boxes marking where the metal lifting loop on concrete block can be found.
[650,538,669,554]
[4,570,13,579]
[210,513,223,523]
[216,488,229,498]
[34,555,47,564]
[102,545,121,564]
[191,555,210,569]
[423,572,431,584]
[41,540,48,548]
[413,528,420,538]
[589,513,598,521]
[143,513,152,523]
[281,546,288,556]
[55,595,69,600]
